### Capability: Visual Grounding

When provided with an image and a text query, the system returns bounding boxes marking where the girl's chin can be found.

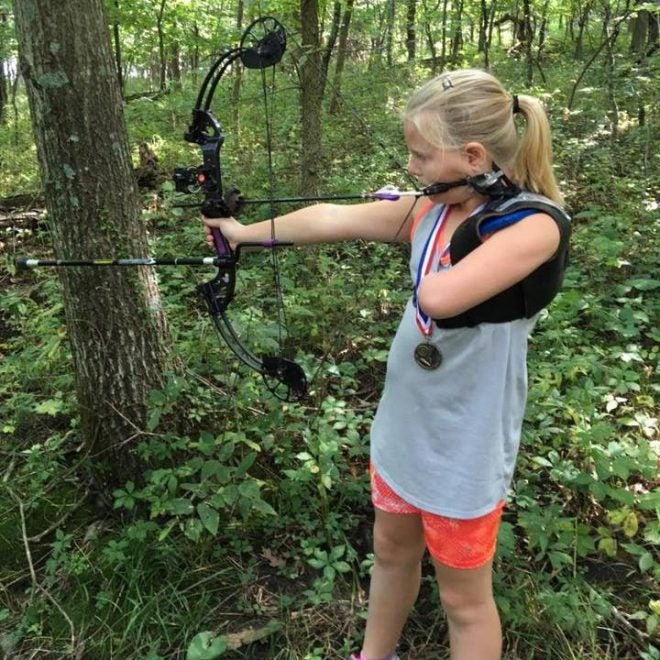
[427,194,445,204]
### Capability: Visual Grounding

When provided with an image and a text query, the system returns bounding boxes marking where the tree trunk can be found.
[484,0,498,68]
[420,0,440,71]
[574,0,592,59]
[602,5,620,140]
[451,0,464,64]
[479,0,488,52]
[168,42,181,90]
[0,9,8,121]
[320,1,342,97]
[232,0,244,131]
[112,0,124,96]
[406,0,417,61]
[0,58,6,123]
[537,0,550,57]
[385,0,395,66]
[522,0,534,85]
[329,0,354,114]
[299,0,323,195]
[157,0,167,91]
[441,0,449,66]
[12,0,172,489]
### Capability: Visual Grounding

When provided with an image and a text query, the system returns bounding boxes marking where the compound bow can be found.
[172,16,308,402]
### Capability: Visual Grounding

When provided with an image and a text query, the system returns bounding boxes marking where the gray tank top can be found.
[370,203,537,519]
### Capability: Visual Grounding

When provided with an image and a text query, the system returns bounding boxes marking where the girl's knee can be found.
[434,561,496,625]
[438,582,496,626]
[372,516,425,567]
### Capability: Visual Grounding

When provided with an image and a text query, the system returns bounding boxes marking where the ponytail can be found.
[404,70,563,205]
[511,94,563,205]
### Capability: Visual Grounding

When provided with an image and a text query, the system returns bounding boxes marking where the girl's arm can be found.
[203,197,422,248]
[417,213,561,319]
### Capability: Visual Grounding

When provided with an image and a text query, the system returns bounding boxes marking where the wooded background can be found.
[0,0,658,658]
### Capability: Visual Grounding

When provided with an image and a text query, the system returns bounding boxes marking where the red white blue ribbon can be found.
[414,205,451,337]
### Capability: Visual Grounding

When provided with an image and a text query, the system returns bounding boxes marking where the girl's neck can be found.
[449,193,489,218]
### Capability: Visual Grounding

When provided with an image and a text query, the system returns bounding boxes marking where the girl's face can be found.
[404,120,487,206]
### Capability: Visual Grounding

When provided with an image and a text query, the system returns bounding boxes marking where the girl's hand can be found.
[201,215,244,250]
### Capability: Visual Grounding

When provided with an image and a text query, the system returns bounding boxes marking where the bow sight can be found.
[172,166,244,217]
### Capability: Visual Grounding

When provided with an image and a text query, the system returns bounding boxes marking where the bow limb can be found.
[181,16,306,402]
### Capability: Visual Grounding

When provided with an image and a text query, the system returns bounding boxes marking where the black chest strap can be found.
[434,192,571,329]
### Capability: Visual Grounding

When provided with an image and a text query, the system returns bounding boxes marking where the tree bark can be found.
[231,0,244,131]
[451,0,464,64]
[329,0,354,114]
[420,0,440,71]
[406,0,417,61]
[168,42,181,90]
[385,0,395,66]
[299,0,323,195]
[0,58,6,123]
[522,0,534,85]
[573,0,592,59]
[0,8,8,122]
[320,1,342,97]
[12,0,172,489]
[157,0,167,91]
[112,0,124,96]
[441,0,450,66]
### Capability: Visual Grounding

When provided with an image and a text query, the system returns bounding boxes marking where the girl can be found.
[203,69,570,660]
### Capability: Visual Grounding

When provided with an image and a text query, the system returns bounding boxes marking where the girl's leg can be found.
[433,558,501,660]
[361,508,426,657]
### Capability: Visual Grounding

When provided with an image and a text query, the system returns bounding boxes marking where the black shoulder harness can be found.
[434,191,571,329]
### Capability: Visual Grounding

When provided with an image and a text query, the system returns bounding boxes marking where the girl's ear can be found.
[463,142,489,171]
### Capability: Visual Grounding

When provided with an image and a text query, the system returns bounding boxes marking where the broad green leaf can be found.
[197,503,219,536]
[186,631,227,660]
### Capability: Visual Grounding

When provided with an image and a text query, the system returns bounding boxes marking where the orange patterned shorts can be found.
[371,465,505,569]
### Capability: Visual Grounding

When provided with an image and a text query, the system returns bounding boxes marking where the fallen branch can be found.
[9,488,77,655]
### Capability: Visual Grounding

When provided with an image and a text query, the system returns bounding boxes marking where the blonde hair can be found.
[403,69,563,204]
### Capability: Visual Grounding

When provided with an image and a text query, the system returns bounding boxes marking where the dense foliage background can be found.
[0,0,658,658]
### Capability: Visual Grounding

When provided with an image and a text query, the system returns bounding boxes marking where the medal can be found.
[412,206,450,371]
[414,342,442,370]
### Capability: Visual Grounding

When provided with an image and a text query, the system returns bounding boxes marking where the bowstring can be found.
[285,26,420,242]
[243,21,421,400]
[259,62,289,358]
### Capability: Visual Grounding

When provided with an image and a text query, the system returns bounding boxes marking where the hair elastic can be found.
[512,94,521,114]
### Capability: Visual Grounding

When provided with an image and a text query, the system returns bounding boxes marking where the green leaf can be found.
[598,537,617,557]
[186,631,227,660]
[201,460,231,483]
[35,398,63,415]
[639,552,655,573]
[184,518,204,542]
[169,498,194,516]
[147,408,162,432]
[197,503,219,536]
[628,278,659,291]
[622,511,639,538]
[330,545,345,561]
[235,452,257,478]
